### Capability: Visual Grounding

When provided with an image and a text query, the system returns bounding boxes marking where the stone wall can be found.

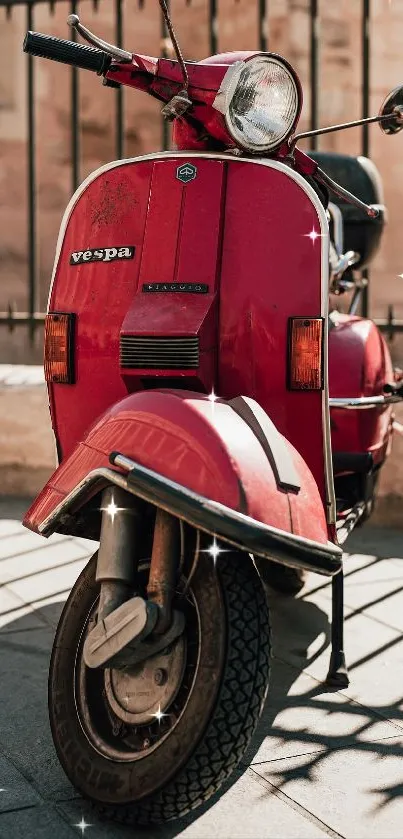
[0,0,402,364]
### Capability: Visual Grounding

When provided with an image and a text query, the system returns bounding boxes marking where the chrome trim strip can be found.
[46,150,335,524]
[330,395,402,409]
[327,202,344,255]
[37,463,342,577]
[319,203,337,526]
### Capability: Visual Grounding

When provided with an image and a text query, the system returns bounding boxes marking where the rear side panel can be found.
[329,313,394,465]
[46,152,332,519]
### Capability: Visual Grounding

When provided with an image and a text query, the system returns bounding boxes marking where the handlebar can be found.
[23,31,111,75]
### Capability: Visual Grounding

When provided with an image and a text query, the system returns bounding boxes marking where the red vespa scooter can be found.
[21,2,403,825]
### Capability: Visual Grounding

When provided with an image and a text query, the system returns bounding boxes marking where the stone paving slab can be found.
[0,530,68,561]
[0,502,403,838]
[244,663,402,766]
[252,736,403,839]
[167,768,331,839]
[0,806,79,839]
[5,555,90,605]
[271,590,403,729]
[56,773,332,839]
[0,584,47,631]
[0,753,41,814]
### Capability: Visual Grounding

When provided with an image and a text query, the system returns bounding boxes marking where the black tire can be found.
[49,548,270,825]
[255,558,307,596]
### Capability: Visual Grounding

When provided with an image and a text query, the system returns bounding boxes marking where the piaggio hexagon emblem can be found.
[176,163,197,184]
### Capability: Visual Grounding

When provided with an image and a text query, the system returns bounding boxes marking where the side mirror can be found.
[379,85,403,134]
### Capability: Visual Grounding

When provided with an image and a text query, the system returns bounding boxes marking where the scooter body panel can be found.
[47,156,226,462]
[329,313,394,467]
[44,153,333,532]
[24,390,329,546]
[217,160,327,503]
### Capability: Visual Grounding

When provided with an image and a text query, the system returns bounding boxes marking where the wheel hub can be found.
[104,635,186,725]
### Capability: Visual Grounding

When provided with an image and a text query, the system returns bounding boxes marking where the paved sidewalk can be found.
[0,496,402,839]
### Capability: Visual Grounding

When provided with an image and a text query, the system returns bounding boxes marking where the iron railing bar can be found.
[115,0,124,159]
[160,0,169,150]
[70,0,80,191]
[362,0,370,156]
[209,0,217,57]
[361,0,370,318]
[309,0,319,150]
[0,314,46,334]
[258,0,267,51]
[26,2,37,344]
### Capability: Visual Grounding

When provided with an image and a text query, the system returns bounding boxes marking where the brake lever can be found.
[67,14,133,63]
[315,166,380,219]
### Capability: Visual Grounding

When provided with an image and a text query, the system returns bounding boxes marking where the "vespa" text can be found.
[70,246,135,265]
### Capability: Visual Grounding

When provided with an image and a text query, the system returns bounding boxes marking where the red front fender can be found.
[24,390,329,547]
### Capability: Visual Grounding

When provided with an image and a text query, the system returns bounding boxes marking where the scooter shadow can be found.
[0,584,330,838]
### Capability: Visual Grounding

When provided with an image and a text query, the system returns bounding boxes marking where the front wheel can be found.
[49,547,271,825]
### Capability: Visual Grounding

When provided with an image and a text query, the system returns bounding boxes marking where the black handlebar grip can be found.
[23,31,111,74]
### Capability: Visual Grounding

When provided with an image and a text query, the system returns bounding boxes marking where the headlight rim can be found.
[215,51,303,155]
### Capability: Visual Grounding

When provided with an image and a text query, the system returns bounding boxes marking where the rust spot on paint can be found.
[91,176,138,229]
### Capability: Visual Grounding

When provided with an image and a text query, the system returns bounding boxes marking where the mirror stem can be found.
[290,111,397,149]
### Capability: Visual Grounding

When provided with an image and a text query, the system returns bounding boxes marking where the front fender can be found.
[23,390,341,574]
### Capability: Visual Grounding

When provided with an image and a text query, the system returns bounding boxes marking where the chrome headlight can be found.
[213,54,301,153]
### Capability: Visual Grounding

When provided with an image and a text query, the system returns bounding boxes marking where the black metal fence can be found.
[1,0,402,347]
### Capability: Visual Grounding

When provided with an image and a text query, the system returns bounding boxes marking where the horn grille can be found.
[120,336,200,369]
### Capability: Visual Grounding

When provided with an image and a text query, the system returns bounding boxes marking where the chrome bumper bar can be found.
[38,454,342,578]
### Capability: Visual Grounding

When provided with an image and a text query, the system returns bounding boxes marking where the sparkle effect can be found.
[207,388,219,421]
[201,535,229,566]
[304,227,324,244]
[73,817,93,836]
[151,703,169,724]
[398,273,403,280]
[100,494,125,523]
[208,388,218,405]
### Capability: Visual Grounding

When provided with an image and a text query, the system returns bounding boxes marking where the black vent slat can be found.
[120,336,199,369]
[123,338,197,343]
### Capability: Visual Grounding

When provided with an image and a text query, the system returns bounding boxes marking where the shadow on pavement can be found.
[0,581,333,836]
[1,506,402,836]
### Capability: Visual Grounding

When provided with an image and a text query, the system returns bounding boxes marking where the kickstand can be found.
[325,567,350,689]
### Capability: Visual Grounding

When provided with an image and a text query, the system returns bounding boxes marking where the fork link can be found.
[147,508,180,635]
[96,486,141,622]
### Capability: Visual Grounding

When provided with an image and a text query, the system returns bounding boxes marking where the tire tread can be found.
[94,554,271,825]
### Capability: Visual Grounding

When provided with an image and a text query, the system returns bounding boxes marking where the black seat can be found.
[309,151,386,270]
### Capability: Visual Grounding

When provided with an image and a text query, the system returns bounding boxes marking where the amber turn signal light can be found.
[44,312,75,384]
[288,317,323,390]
